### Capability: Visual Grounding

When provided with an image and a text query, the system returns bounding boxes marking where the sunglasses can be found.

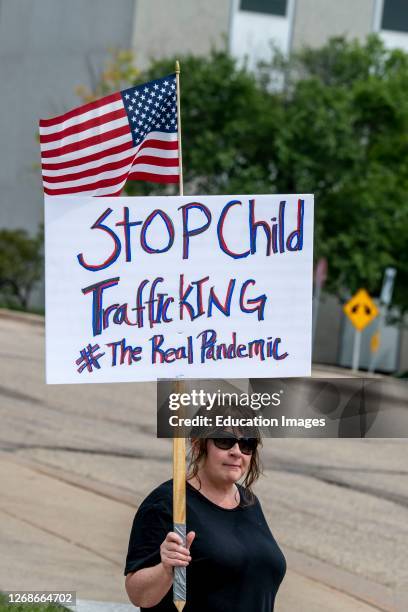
[211,436,258,455]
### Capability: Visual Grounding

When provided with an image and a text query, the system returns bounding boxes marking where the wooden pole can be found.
[173,60,186,612]
[173,400,186,611]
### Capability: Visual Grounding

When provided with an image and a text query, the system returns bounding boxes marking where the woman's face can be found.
[202,437,252,485]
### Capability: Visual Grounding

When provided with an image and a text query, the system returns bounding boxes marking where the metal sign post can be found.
[312,258,328,354]
[368,268,397,374]
[351,329,362,373]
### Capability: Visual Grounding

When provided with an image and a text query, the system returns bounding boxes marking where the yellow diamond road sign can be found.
[343,289,379,331]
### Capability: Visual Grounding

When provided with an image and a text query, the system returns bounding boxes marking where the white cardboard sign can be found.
[45,194,314,383]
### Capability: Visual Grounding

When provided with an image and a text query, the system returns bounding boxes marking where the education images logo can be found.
[165,389,326,432]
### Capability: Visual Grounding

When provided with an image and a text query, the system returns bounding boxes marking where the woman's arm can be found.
[125,561,173,608]
[125,530,195,608]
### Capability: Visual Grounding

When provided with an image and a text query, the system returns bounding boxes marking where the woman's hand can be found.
[126,531,196,607]
[160,530,196,575]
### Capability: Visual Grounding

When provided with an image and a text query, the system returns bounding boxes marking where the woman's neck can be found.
[188,470,240,509]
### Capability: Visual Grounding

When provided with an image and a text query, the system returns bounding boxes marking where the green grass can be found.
[0,593,69,611]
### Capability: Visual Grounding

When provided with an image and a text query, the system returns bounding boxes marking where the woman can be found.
[125,405,286,611]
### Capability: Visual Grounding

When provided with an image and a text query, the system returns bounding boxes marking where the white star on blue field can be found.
[121,74,177,146]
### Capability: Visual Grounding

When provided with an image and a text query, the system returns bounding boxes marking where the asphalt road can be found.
[0,312,407,611]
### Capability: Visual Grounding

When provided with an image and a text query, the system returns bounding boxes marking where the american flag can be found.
[39,74,179,196]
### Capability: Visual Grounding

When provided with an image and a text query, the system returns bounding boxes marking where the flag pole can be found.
[175,60,184,197]
[173,59,187,612]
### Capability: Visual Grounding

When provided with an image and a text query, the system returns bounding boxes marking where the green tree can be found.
[267,36,408,309]
[0,226,43,309]
[79,38,408,311]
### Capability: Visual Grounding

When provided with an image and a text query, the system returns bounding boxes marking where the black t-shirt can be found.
[125,480,286,611]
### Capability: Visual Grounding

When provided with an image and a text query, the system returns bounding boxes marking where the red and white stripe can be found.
[39,92,179,196]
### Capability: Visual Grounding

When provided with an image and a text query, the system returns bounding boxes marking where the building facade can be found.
[132,1,408,68]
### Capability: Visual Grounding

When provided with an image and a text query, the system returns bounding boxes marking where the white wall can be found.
[229,0,296,69]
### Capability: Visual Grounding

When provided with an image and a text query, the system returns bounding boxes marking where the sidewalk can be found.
[0,455,389,611]
[0,309,405,611]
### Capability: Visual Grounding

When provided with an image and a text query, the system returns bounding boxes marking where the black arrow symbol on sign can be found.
[351,304,371,315]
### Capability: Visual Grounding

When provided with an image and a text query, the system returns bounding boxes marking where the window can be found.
[240,0,287,17]
[231,0,294,70]
[382,0,408,33]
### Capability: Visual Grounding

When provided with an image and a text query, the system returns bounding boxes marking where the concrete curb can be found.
[69,600,137,612]
[0,308,44,327]
[313,363,408,405]
[286,548,402,612]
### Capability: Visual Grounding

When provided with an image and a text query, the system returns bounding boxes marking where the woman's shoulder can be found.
[236,483,261,509]
[138,479,173,512]
[137,480,261,512]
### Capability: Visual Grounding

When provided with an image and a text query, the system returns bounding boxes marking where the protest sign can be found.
[45,193,314,383]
